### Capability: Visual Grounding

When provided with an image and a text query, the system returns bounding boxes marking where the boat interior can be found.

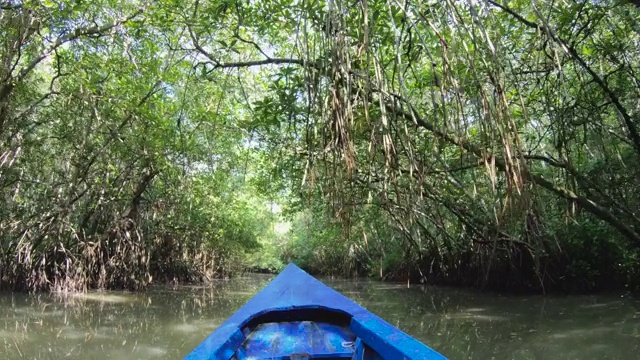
[230,308,382,360]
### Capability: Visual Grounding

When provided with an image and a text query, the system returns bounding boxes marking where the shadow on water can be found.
[0,274,638,359]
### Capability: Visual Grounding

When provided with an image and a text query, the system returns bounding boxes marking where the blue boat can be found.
[185,263,447,360]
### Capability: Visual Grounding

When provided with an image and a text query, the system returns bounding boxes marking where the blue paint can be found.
[185,263,447,360]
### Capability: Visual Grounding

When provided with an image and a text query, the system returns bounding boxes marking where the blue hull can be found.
[185,264,447,360]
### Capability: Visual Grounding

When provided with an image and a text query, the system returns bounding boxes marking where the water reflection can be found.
[0,274,638,359]
[0,277,268,359]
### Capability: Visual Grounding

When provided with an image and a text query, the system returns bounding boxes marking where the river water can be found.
[0,274,638,359]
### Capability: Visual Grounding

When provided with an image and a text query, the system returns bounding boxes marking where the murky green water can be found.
[1,274,639,359]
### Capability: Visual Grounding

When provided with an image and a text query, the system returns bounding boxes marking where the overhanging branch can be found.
[385,97,640,247]
[489,0,640,159]
[212,58,306,69]
[15,8,145,84]
[188,25,314,71]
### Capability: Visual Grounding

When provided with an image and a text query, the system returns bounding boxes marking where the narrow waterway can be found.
[0,274,638,359]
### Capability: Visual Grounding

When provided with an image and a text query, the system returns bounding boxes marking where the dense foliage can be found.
[0,0,285,291]
[1,0,639,293]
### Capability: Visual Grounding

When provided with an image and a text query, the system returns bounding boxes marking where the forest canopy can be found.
[1,0,639,293]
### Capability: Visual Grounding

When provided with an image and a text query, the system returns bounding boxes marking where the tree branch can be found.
[188,26,314,71]
[12,8,144,86]
[385,97,640,247]
[233,33,272,59]
[487,1,541,30]
[489,0,640,158]
[212,58,306,69]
